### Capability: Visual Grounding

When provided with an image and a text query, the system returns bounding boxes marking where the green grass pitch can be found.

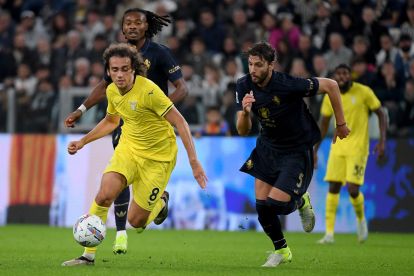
[0,225,413,275]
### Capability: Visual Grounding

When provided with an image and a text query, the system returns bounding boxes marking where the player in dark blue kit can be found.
[64,8,188,256]
[236,42,350,267]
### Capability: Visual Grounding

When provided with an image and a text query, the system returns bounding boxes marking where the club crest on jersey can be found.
[245,159,253,170]
[144,59,151,69]
[272,96,281,105]
[129,101,137,111]
[258,107,269,119]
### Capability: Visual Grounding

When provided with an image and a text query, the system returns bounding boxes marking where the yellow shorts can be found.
[104,147,176,211]
[324,153,368,185]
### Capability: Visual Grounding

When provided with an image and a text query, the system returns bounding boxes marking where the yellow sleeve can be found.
[106,85,118,115]
[365,87,381,111]
[320,94,333,117]
[144,83,174,117]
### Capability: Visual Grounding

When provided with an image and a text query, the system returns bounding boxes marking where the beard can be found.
[339,80,352,92]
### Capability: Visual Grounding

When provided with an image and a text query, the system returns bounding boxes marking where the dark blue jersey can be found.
[104,39,182,95]
[236,71,321,151]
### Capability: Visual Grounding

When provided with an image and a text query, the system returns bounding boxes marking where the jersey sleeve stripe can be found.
[160,103,174,117]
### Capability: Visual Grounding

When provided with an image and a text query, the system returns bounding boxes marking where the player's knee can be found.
[128,215,147,228]
[266,197,297,215]
[347,184,360,198]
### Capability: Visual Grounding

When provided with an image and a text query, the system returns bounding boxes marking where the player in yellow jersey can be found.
[62,43,207,266]
[314,64,386,244]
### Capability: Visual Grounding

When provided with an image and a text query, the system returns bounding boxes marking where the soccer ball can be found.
[73,214,106,247]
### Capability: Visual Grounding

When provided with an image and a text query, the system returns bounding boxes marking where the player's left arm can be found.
[168,78,188,103]
[373,107,387,158]
[67,113,120,155]
[160,46,188,103]
[164,107,207,189]
[316,77,350,143]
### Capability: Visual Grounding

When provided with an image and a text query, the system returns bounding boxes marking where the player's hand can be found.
[190,159,208,189]
[373,141,385,159]
[64,110,83,128]
[67,140,84,155]
[333,124,350,144]
[242,91,255,113]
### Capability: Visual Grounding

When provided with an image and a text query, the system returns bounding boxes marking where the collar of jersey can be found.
[140,39,150,55]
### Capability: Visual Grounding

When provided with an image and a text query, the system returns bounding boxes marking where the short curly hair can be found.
[103,43,147,77]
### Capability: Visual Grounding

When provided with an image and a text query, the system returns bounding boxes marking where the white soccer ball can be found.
[73,214,106,247]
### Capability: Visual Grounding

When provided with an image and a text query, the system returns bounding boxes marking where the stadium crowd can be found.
[0,0,413,137]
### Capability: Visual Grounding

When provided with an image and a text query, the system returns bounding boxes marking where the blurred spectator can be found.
[49,11,70,46]
[0,10,15,50]
[14,63,37,132]
[396,78,414,137]
[289,57,310,78]
[72,57,90,87]
[24,79,56,133]
[220,57,244,92]
[64,30,88,76]
[212,36,243,73]
[193,8,226,53]
[269,12,301,51]
[242,0,268,23]
[376,33,403,70]
[351,35,376,70]
[227,8,257,48]
[79,8,105,50]
[324,32,352,72]
[19,10,49,50]
[172,17,194,50]
[397,34,414,80]
[309,1,332,50]
[177,95,201,125]
[87,33,108,63]
[256,11,276,42]
[11,32,36,72]
[295,33,318,74]
[217,0,240,25]
[102,13,119,43]
[401,4,414,39]
[165,35,186,64]
[201,63,222,106]
[312,53,328,77]
[373,61,404,131]
[292,0,318,25]
[221,85,239,135]
[114,0,146,23]
[195,106,231,137]
[351,57,375,87]
[360,5,388,53]
[275,38,294,73]
[184,37,211,77]
[333,10,359,48]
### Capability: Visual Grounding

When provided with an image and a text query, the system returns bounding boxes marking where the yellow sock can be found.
[325,192,340,235]
[84,201,109,255]
[350,192,365,222]
[144,199,165,227]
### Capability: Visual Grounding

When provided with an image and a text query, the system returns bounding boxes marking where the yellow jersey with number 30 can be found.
[106,76,177,161]
[320,82,381,156]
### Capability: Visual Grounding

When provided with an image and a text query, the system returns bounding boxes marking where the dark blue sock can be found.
[114,187,130,231]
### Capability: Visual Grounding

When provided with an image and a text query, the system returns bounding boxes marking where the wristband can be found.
[336,122,346,127]
[77,104,87,114]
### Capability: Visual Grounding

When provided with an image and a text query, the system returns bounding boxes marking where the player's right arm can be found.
[67,113,120,155]
[236,90,255,136]
[64,79,109,128]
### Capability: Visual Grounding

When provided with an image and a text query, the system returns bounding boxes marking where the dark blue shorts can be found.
[240,143,314,200]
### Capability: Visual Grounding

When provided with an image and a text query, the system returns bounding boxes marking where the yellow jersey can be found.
[106,76,177,161]
[320,82,381,156]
